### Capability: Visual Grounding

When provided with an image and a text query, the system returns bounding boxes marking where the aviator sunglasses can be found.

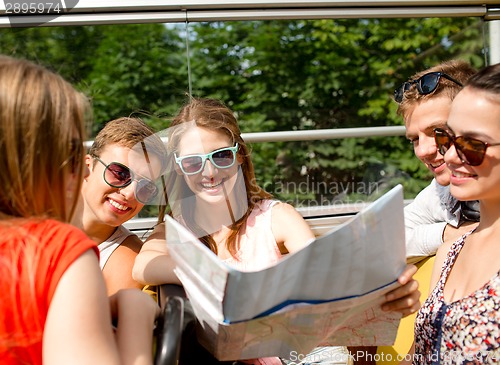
[93,156,159,204]
[394,72,463,103]
[174,143,239,175]
[434,128,500,166]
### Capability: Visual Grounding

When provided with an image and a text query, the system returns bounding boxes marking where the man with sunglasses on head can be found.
[79,117,166,295]
[395,60,480,264]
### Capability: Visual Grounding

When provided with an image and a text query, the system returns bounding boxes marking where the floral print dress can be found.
[414,230,500,364]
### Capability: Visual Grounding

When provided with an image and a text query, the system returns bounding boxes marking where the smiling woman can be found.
[134,97,319,364]
[164,97,288,259]
[404,62,500,365]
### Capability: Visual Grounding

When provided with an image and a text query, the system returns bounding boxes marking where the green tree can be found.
[0,26,100,82]
[0,17,487,207]
[84,23,187,133]
[186,17,485,204]
[0,24,188,135]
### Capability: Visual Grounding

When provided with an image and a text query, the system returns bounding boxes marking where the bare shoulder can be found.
[104,235,144,294]
[435,239,453,267]
[429,239,453,291]
[270,201,311,229]
[121,233,143,254]
[140,222,168,253]
[271,201,303,219]
[271,201,315,253]
[146,222,166,241]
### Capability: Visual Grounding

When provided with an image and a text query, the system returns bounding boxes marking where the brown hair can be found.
[397,59,477,120]
[466,62,500,101]
[89,116,167,175]
[0,55,90,222]
[166,97,271,257]
[89,117,157,155]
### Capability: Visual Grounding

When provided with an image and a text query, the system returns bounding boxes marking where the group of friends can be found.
[1,52,499,365]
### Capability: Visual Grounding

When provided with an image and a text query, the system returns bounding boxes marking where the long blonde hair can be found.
[0,55,91,355]
[0,55,90,222]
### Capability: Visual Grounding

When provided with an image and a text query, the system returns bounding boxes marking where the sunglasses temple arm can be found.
[442,74,463,87]
[157,175,168,224]
[140,141,157,182]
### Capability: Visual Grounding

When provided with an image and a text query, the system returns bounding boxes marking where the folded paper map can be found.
[166,185,406,360]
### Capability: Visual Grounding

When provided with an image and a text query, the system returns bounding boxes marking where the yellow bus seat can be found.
[375,255,435,364]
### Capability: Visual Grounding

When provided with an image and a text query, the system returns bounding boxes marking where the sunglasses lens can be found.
[394,82,410,103]
[394,88,403,103]
[212,149,236,168]
[105,163,132,187]
[434,129,487,166]
[434,129,452,156]
[136,179,159,203]
[180,156,204,174]
[419,73,440,94]
[455,137,487,166]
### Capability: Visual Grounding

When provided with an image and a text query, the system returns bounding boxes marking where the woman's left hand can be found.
[381,264,420,317]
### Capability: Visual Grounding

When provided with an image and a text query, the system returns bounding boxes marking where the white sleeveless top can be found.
[97,225,134,270]
[223,199,283,272]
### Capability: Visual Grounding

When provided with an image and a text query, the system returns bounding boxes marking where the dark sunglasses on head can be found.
[93,156,159,204]
[174,143,239,175]
[434,128,500,166]
[394,72,463,103]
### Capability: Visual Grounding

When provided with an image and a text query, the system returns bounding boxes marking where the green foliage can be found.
[0,24,187,136]
[183,17,485,203]
[0,26,100,82]
[84,24,187,133]
[0,16,487,210]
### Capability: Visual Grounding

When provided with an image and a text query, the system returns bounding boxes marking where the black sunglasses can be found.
[434,128,500,166]
[394,72,463,103]
[93,156,159,204]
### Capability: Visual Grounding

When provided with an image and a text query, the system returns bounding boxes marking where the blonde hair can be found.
[166,97,271,257]
[0,55,90,222]
[397,59,477,119]
[89,116,167,173]
[0,55,91,352]
[89,117,158,155]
